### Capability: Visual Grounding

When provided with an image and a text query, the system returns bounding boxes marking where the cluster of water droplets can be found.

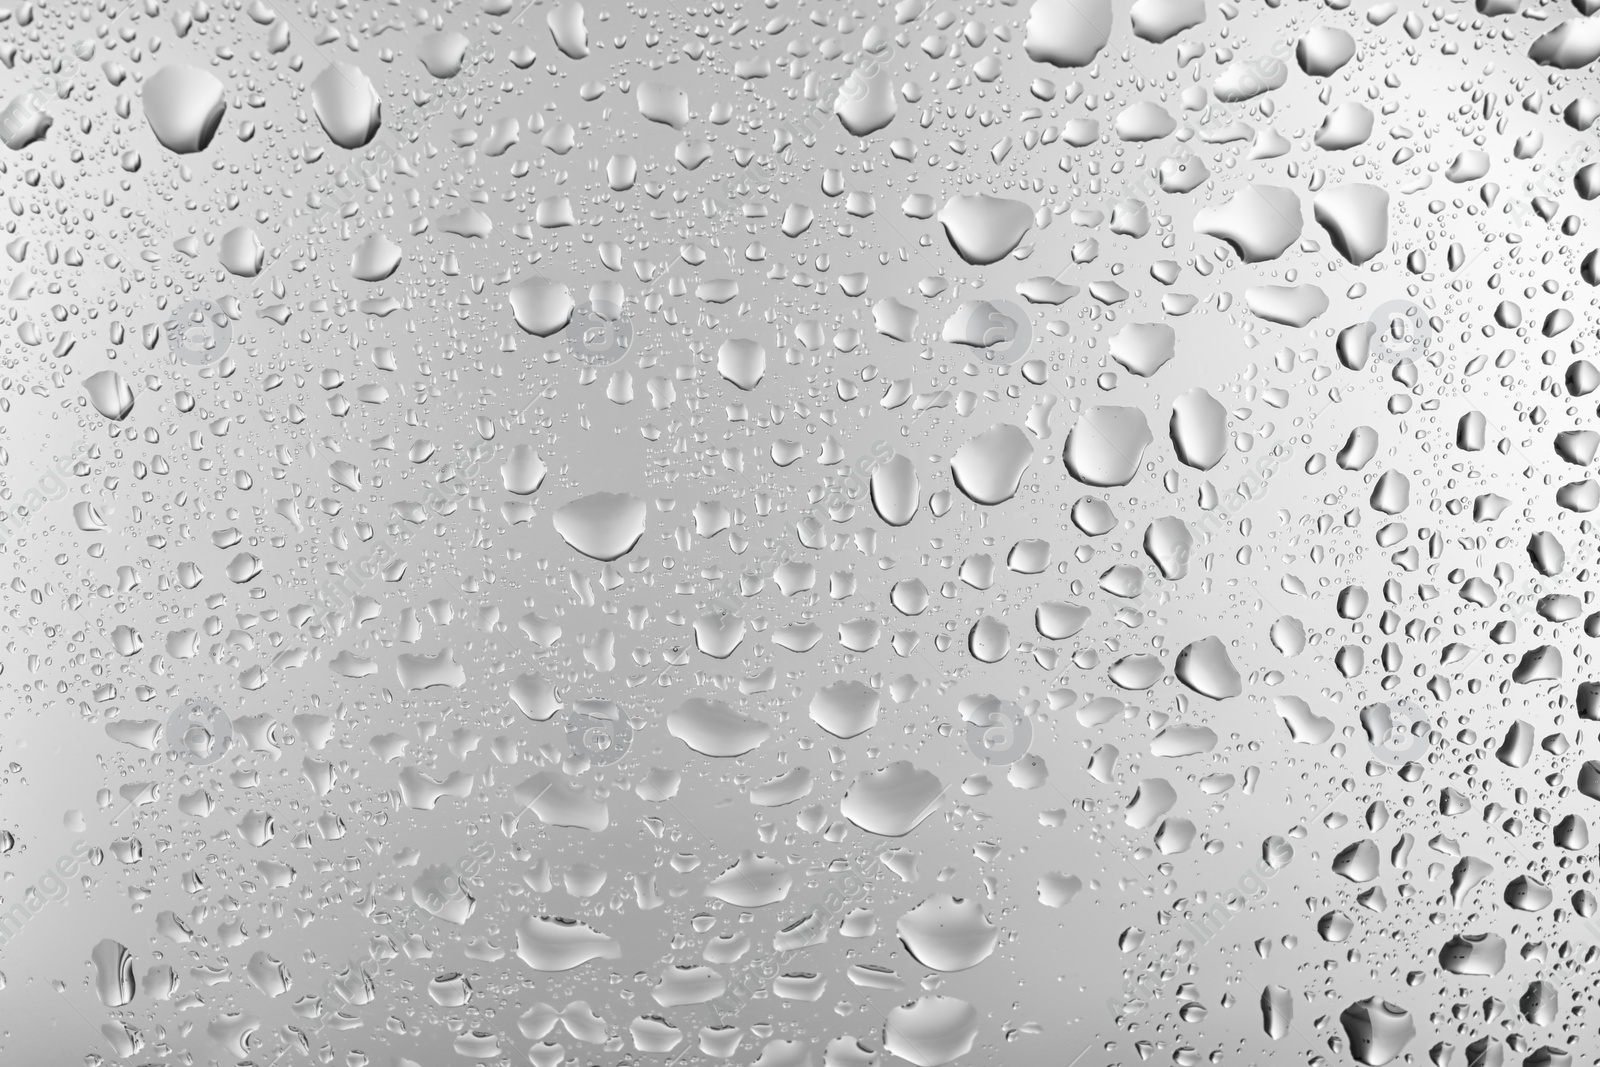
[2,0,1600,1062]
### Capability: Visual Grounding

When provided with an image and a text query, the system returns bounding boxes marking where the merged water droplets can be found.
[417,32,471,79]
[1340,999,1417,1066]
[1173,637,1242,699]
[1194,184,1303,263]
[515,916,622,971]
[350,233,403,282]
[668,697,771,757]
[1314,184,1391,265]
[90,940,136,1008]
[716,338,767,391]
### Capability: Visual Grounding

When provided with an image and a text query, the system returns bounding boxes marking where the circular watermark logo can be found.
[947,299,1033,366]
[166,698,233,765]
[567,299,634,367]
[1365,300,1434,365]
[565,703,633,765]
[1364,701,1429,766]
[963,700,1033,765]
[166,300,233,366]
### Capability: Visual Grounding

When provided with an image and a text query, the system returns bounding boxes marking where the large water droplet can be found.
[881,996,980,1067]
[548,2,590,58]
[896,896,998,971]
[1314,184,1390,265]
[870,453,919,526]
[1024,0,1112,67]
[809,681,881,738]
[91,939,136,1007]
[351,233,403,282]
[1339,998,1416,1066]
[83,369,135,420]
[418,32,471,78]
[1064,407,1153,487]
[835,68,897,136]
[705,851,792,906]
[1438,933,1507,976]
[937,195,1034,265]
[552,492,646,561]
[510,278,576,337]
[143,65,227,154]
[669,697,771,757]
[841,762,944,836]
[515,916,621,971]
[310,63,382,148]
[1195,185,1303,262]
[950,424,1034,505]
